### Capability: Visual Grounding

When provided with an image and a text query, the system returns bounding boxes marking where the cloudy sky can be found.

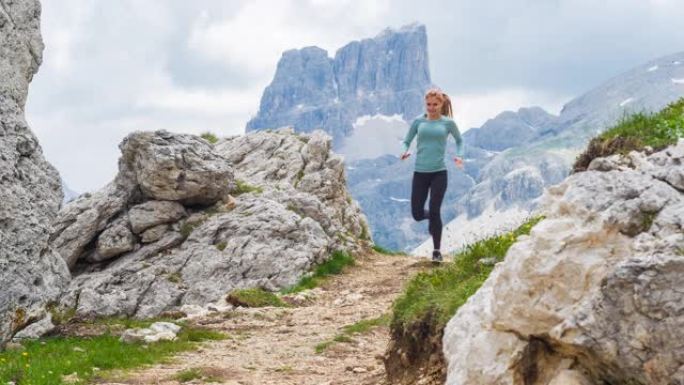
[25,0,684,193]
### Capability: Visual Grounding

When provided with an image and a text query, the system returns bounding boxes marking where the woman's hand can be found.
[454,157,464,169]
[400,152,411,160]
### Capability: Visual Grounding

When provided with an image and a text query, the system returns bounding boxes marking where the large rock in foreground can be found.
[443,140,684,384]
[52,128,369,318]
[0,0,70,347]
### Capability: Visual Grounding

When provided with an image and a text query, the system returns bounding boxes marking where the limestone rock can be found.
[92,216,136,261]
[11,313,55,341]
[215,128,370,254]
[118,130,234,205]
[140,223,169,243]
[51,181,135,268]
[53,129,367,319]
[0,0,70,346]
[59,231,185,318]
[179,194,330,305]
[128,200,186,234]
[443,141,684,385]
[120,322,181,344]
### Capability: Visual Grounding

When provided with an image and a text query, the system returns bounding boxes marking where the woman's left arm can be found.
[448,121,464,158]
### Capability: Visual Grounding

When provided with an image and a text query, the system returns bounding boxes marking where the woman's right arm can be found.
[401,119,419,156]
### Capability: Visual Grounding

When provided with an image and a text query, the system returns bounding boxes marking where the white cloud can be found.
[186,0,391,79]
[134,71,263,117]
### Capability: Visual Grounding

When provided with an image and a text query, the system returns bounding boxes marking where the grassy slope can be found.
[390,216,542,330]
[573,98,684,171]
[0,321,224,385]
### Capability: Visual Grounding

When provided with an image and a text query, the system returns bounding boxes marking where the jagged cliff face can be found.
[0,0,70,346]
[443,140,684,385]
[50,129,369,319]
[246,24,431,146]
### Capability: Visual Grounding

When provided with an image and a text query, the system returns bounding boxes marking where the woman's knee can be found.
[411,207,427,221]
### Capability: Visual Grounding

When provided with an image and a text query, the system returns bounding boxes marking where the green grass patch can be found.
[167,272,182,284]
[391,216,543,330]
[641,212,658,233]
[215,241,227,251]
[85,317,182,330]
[573,98,684,171]
[372,244,407,256]
[294,169,305,188]
[315,314,390,353]
[0,325,225,385]
[47,304,76,326]
[226,288,288,308]
[233,179,263,196]
[333,335,353,343]
[179,222,199,238]
[341,314,390,335]
[280,250,355,294]
[285,203,300,215]
[174,368,203,382]
[314,341,334,354]
[200,132,219,144]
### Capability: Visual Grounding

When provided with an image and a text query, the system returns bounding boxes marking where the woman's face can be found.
[425,96,443,117]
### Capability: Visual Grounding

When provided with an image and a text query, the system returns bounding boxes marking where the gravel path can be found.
[100,251,432,385]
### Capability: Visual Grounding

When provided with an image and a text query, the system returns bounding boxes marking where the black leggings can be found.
[411,170,447,250]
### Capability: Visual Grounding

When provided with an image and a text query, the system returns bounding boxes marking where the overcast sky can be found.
[25,0,684,193]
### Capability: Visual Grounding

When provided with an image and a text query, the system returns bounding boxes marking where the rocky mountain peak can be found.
[246,23,432,145]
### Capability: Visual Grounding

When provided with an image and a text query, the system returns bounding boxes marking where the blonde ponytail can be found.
[441,93,453,118]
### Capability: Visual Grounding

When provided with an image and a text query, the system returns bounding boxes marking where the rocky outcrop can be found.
[215,128,369,246]
[50,130,233,269]
[443,139,684,384]
[51,128,369,319]
[246,23,431,146]
[0,0,70,346]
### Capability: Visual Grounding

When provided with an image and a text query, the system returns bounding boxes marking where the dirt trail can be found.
[100,252,433,385]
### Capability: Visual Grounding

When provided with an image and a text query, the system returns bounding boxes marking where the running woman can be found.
[400,89,464,262]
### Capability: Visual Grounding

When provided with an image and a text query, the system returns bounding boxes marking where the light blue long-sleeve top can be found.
[401,115,464,172]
